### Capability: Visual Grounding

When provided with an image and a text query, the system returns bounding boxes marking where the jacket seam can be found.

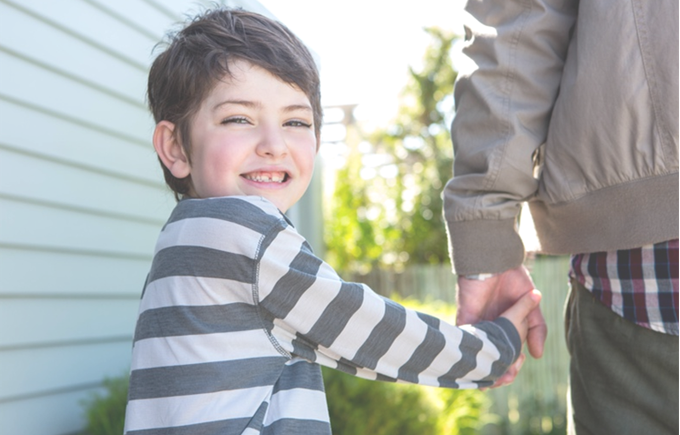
[480,0,533,210]
[631,0,667,162]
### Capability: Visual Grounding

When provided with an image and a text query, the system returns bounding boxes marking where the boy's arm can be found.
[258,222,528,389]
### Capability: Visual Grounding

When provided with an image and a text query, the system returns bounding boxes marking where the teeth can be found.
[244,172,286,183]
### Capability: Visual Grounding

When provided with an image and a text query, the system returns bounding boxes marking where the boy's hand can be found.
[456,266,547,359]
[489,289,542,388]
[501,289,542,342]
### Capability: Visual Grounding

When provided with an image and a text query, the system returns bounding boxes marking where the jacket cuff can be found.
[446,218,525,276]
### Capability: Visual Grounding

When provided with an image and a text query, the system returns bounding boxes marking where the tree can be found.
[325,27,459,273]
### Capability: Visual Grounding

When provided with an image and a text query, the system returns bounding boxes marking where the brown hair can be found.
[148,8,322,199]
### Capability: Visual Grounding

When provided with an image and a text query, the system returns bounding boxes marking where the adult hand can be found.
[456,266,547,384]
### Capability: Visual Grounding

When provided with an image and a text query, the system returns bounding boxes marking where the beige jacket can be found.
[444,0,679,275]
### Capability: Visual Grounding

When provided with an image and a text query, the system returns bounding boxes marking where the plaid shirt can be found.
[570,239,679,335]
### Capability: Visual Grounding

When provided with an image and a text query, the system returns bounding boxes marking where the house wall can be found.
[0,1,320,433]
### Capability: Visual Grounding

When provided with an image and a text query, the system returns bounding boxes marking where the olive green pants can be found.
[565,279,678,435]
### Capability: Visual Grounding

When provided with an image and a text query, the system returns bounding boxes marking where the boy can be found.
[124,8,541,435]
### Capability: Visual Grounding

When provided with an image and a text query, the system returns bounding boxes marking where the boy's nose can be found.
[256,126,288,158]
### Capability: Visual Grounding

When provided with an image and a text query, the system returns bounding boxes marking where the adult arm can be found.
[445,0,577,274]
[444,0,577,363]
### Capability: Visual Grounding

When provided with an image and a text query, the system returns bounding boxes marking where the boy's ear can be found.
[153,121,191,179]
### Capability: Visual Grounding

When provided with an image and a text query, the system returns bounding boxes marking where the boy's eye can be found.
[221,117,249,125]
[285,120,312,128]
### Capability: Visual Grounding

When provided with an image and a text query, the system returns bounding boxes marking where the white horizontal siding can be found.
[0,99,163,185]
[0,247,149,296]
[0,2,149,104]
[0,148,170,222]
[4,0,161,67]
[0,50,152,143]
[0,299,139,349]
[0,198,160,256]
[1,1,198,434]
[1,340,134,401]
[0,388,112,435]
[0,1,314,433]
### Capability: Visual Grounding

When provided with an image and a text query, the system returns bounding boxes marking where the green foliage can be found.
[325,28,460,273]
[80,374,129,435]
[324,147,383,273]
[436,386,493,435]
[495,395,567,435]
[323,367,441,434]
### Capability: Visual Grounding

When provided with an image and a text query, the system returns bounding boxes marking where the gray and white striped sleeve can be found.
[255,220,521,389]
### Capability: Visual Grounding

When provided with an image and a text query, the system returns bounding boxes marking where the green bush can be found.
[324,367,489,435]
[80,374,129,435]
[323,367,437,434]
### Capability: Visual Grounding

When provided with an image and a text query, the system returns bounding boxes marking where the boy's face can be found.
[171,60,318,212]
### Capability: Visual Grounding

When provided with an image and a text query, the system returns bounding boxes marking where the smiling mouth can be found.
[242,171,289,183]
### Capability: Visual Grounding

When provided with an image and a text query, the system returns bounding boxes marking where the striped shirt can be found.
[124,196,521,435]
[570,239,679,335]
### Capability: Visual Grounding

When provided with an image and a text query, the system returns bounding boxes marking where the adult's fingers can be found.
[526,306,548,359]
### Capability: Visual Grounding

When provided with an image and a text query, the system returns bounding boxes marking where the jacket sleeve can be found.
[444,0,578,275]
[257,221,521,389]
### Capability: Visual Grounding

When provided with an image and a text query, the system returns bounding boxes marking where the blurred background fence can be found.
[345,255,572,434]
